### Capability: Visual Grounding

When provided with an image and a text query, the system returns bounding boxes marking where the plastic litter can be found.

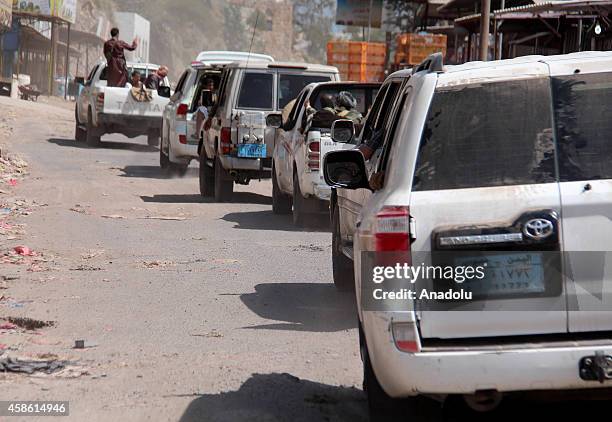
[0,357,67,374]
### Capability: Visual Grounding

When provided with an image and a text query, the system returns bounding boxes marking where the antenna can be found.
[246,10,260,68]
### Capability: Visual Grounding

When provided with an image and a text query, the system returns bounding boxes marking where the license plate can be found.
[237,143,266,158]
[454,252,546,296]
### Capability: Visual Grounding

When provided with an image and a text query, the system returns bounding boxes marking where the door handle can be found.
[583,183,592,192]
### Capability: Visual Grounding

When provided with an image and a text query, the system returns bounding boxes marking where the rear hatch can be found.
[409,65,568,340]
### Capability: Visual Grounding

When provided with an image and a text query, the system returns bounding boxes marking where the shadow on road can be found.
[223,210,330,232]
[177,373,367,422]
[47,138,157,153]
[239,283,357,332]
[141,192,272,205]
[121,165,197,179]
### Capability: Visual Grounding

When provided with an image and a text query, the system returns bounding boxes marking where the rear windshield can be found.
[237,72,274,110]
[310,86,378,115]
[278,73,332,109]
[412,78,556,191]
[553,72,612,182]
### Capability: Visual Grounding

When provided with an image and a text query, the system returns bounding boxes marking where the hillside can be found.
[91,0,307,79]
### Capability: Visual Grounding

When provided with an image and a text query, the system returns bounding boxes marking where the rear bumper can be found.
[97,113,162,136]
[170,136,198,159]
[218,155,271,173]
[299,172,331,201]
[364,312,612,397]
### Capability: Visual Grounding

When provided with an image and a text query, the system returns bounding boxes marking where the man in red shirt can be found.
[103,28,138,87]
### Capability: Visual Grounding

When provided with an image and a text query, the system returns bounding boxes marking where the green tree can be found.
[292,0,335,63]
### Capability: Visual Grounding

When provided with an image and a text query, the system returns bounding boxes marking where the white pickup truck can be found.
[272,82,380,226]
[75,61,171,147]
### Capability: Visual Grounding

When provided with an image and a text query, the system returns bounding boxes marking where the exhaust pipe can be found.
[463,390,503,412]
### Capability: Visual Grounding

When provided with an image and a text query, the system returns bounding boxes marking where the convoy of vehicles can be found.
[75,61,170,147]
[160,51,274,176]
[324,51,612,420]
[73,48,612,420]
[271,81,380,226]
[198,61,340,202]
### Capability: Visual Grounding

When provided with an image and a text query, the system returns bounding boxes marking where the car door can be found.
[78,64,98,122]
[548,59,612,333]
[339,80,403,247]
[166,70,190,143]
[274,89,308,193]
[410,65,568,340]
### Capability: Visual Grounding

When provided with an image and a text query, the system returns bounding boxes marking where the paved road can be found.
[0,97,366,421]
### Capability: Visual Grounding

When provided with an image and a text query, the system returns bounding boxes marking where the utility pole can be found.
[479,0,491,60]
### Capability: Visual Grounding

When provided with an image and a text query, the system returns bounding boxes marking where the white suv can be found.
[324,51,612,420]
[160,52,273,176]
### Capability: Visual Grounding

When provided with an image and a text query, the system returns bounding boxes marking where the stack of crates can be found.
[327,41,387,82]
[394,33,447,66]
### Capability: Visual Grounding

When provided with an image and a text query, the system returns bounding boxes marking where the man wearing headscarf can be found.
[335,91,363,124]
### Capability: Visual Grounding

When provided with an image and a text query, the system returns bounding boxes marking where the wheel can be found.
[292,170,310,227]
[362,324,413,422]
[199,148,214,197]
[85,108,101,147]
[147,132,160,147]
[159,137,170,169]
[332,202,355,291]
[272,163,292,214]
[214,156,233,202]
[74,108,86,142]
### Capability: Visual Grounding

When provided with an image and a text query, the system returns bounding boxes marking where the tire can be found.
[159,138,170,169]
[332,202,355,291]
[214,157,233,202]
[85,108,101,147]
[199,149,214,197]
[272,163,292,214]
[147,132,160,147]
[292,170,307,227]
[74,108,86,142]
[362,326,413,422]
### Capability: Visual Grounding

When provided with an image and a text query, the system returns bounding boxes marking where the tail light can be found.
[96,92,105,108]
[392,321,421,353]
[307,141,320,171]
[179,134,187,144]
[220,127,231,155]
[176,104,189,120]
[375,206,411,252]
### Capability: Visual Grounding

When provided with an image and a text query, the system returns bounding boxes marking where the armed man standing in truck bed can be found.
[103,27,139,88]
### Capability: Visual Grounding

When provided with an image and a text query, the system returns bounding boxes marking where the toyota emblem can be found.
[523,218,554,240]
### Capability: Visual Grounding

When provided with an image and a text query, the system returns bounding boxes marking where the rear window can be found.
[412,78,556,191]
[553,72,612,182]
[278,74,332,109]
[237,72,274,110]
[310,86,378,115]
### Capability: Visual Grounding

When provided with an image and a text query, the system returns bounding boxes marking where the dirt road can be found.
[0,96,366,421]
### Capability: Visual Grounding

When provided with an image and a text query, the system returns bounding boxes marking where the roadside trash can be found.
[0,357,67,374]
[69,205,90,214]
[7,179,18,187]
[0,322,17,330]
[191,329,223,338]
[142,260,175,269]
[7,317,54,330]
[74,340,97,349]
[141,216,187,221]
[14,246,35,256]
[101,215,126,219]
[70,264,103,271]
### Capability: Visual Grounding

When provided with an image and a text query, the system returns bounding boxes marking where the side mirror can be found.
[331,119,355,144]
[74,77,85,86]
[200,89,214,107]
[266,113,283,128]
[323,150,371,190]
[158,86,171,98]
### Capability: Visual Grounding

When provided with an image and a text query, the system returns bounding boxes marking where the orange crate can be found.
[327,40,387,79]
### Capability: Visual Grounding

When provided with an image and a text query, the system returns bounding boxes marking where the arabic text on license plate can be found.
[237,143,266,158]
[454,253,546,296]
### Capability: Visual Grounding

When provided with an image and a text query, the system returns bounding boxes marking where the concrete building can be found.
[114,12,150,63]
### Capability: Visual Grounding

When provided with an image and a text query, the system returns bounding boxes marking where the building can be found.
[114,12,150,63]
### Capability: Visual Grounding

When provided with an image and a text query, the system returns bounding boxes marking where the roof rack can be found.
[412,52,444,74]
